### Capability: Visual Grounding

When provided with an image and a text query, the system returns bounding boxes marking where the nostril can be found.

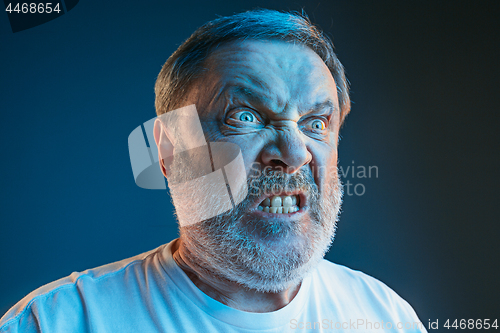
[270,159,288,168]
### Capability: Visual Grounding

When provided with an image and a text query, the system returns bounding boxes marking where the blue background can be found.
[1,0,499,325]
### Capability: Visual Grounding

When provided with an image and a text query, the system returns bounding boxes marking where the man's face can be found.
[195,40,340,180]
[169,40,343,292]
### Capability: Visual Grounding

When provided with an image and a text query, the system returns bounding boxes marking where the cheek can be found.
[200,121,223,142]
[325,153,339,184]
[308,142,338,193]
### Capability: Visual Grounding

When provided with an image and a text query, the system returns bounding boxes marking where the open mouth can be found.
[257,194,301,214]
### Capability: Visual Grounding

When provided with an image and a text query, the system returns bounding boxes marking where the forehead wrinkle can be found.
[201,41,337,118]
[208,45,292,108]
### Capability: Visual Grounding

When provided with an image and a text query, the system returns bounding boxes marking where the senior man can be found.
[0,9,426,333]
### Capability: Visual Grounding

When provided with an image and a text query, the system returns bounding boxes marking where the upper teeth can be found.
[258,195,299,214]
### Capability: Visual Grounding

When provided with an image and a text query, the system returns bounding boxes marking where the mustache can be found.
[246,168,319,200]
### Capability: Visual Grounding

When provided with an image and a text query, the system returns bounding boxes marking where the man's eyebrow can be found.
[308,100,339,115]
[226,85,265,103]
[216,85,339,115]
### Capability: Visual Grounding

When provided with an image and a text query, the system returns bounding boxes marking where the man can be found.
[0,9,426,332]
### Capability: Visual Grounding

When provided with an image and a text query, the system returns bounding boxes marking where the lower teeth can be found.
[258,206,299,214]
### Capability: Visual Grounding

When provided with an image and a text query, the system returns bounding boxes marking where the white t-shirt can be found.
[0,240,427,332]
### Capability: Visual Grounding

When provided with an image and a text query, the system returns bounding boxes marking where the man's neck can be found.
[171,239,301,313]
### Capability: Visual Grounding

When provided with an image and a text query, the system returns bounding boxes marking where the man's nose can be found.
[260,127,312,173]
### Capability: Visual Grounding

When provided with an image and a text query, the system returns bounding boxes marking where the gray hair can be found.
[155,9,351,124]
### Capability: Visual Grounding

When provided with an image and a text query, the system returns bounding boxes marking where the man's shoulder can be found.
[312,259,421,321]
[0,244,167,331]
[315,258,396,293]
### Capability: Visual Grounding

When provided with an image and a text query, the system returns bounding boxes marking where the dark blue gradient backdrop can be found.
[1,0,499,325]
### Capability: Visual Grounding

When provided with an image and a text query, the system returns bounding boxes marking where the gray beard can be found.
[176,167,343,293]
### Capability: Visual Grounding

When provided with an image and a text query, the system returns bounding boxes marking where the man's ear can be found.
[153,118,174,178]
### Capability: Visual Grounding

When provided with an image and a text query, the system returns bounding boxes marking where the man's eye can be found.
[231,111,259,123]
[308,119,326,131]
[238,111,255,122]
